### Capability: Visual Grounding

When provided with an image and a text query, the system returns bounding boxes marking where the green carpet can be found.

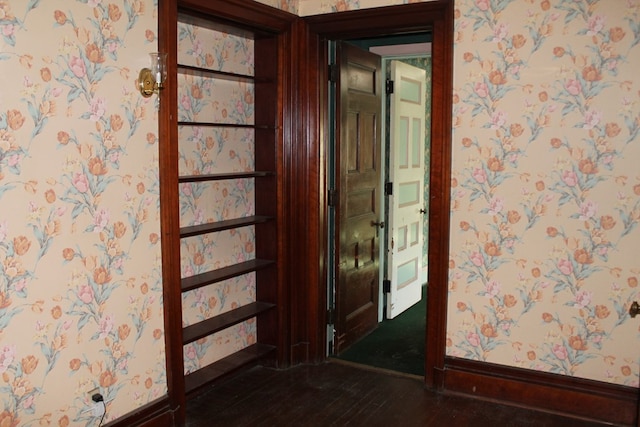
[335,288,426,376]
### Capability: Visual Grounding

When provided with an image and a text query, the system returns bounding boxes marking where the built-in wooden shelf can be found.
[181,258,275,293]
[182,301,275,344]
[180,215,273,238]
[177,121,273,129]
[184,343,275,395]
[170,5,284,407]
[178,171,274,183]
[178,64,257,82]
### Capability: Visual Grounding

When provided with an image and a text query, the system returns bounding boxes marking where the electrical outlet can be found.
[87,388,105,418]
[88,387,99,401]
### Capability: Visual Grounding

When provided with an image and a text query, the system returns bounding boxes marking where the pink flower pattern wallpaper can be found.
[2,0,638,424]
[256,0,299,14]
[297,0,429,15]
[449,0,640,386]
[0,0,165,425]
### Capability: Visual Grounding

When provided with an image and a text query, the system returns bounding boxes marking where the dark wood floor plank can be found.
[185,362,607,427]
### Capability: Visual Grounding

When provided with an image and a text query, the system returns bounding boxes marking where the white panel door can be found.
[387,60,426,319]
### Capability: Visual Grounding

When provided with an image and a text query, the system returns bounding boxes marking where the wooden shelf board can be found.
[182,301,275,344]
[178,63,255,82]
[184,343,275,395]
[180,215,273,238]
[177,122,273,129]
[178,171,274,183]
[181,258,275,293]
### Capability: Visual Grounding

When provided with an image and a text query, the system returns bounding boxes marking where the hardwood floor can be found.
[185,361,607,426]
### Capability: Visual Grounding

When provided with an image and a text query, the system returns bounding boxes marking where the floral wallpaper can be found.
[298,0,434,16]
[2,0,636,424]
[0,0,165,425]
[449,0,640,387]
[177,19,258,375]
[256,0,299,14]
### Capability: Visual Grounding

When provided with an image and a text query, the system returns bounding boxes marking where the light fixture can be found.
[138,52,168,97]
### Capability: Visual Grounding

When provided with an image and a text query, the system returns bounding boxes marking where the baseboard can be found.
[443,357,638,426]
[106,397,177,427]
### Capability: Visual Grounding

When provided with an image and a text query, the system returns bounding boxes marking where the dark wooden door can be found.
[334,42,382,353]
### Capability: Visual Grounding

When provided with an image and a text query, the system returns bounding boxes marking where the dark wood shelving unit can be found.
[159,0,294,422]
[158,2,291,411]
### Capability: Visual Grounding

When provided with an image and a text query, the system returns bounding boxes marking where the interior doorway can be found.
[305,0,454,389]
[329,37,432,377]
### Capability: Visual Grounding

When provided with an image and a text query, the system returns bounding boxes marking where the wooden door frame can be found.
[296,0,454,389]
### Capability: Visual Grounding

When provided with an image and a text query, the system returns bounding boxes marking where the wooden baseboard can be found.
[443,357,638,426]
[106,397,177,427]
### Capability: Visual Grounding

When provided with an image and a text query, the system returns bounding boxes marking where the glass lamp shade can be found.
[149,52,168,90]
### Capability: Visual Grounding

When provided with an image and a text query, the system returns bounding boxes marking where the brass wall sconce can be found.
[139,52,168,97]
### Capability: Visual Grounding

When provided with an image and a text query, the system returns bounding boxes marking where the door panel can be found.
[335,42,382,353]
[387,60,427,319]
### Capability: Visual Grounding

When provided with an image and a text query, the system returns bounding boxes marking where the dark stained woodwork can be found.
[182,302,276,344]
[158,0,184,424]
[284,19,326,365]
[305,1,452,39]
[178,172,274,183]
[425,0,455,391]
[180,259,275,293]
[334,42,382,353]
[158,1,295,426]
[178,0,295,33]
[177,64,255,82]
[444,357,638,426]
[108,397,177,427]
[179,216,273,238]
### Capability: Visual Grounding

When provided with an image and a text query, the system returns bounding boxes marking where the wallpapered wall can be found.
[297,0,429,15]
[449,0,640,386]
[256,0,299,14]
[0,0,165,425]
[2,0,638,425]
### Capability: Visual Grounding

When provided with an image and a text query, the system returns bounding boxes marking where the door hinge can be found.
[327,308,335,325]
[328,63,338,83]
[383,279,391,293]
[385,182,393,196]
[386,79,394,94]
[328,188,338,207]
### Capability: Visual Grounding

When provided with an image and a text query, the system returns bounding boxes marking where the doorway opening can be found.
[328,34,433,377]
[305,1,453,389]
